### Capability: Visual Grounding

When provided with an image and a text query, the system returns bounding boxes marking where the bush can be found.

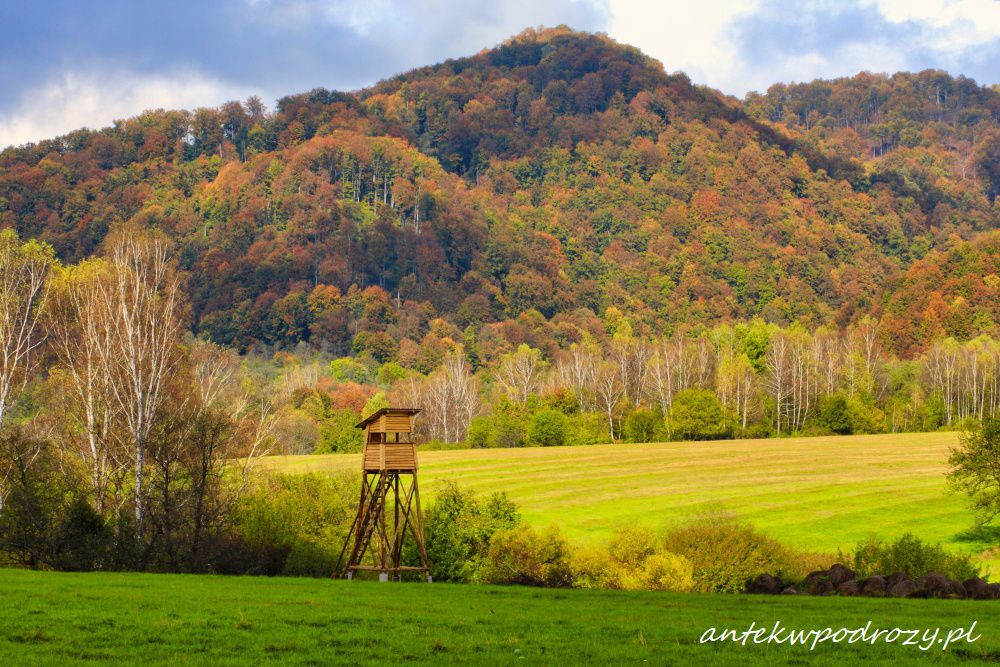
[632,552,694,592]
[662,513,802,593]
[465,405,529,448]
[480,524,573,587]
[571,526,694,592]
[668,389,732,440]
[846,397,886,434]
[848,533,980,581]
[607,525,657,568]
[529,409,567,446]
[624,408,663,443]
[570,546,621,589]
[492,410,528,448]
[0,429,79,569]
[409,482,519,583]
[230,472,357,576]
[466,416,492,449]
[51,499,113,571]
[564,412,608,445]
[816,395,851,434]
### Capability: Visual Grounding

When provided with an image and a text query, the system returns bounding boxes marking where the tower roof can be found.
[354,407,421,430]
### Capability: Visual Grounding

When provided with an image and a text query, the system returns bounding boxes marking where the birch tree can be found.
[97,229,184,532]
[0,230,55,426]
[493,344,545,403]
[48,259,121,512]
[0,231,54,515]
[595,361,625,441]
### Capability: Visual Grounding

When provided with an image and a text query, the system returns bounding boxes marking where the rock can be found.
[984,583,1000,600]
[889,579,917,598]
[915,573,953,598]
[828,563,855,586]
[860,575,887,597]
[837,580,860,596]
[886,571,909,589]
[809,579,835,596]
[803,570,829,587]
[963,577,988,599]
[947,578,966,598]
[747,574,780,594]
[781,586,801,595]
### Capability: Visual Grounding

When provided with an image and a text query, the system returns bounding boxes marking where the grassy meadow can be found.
[261,432,1000,573]
[1,568,997,665]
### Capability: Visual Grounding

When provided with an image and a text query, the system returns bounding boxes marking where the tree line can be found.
[0,228,273,571]
[257,306,1000,454]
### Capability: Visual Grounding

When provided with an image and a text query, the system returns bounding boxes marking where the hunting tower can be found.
[339,408,431,582]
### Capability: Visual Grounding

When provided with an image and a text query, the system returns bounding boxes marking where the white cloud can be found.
[606,0,1000,97]
[871,0,1000,50]
[606,0,760,92]
[0,70,256,148]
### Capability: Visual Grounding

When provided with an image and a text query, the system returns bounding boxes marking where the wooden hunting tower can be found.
[339,408,431,582]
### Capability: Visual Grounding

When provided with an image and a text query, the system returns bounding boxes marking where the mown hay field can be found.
[262,432,998,571]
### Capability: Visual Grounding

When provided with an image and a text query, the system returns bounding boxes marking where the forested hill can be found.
[1,26,998,358]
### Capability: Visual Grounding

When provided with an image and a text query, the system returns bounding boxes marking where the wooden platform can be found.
[363,442,417,472]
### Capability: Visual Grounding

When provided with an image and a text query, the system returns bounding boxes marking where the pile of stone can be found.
[747,564,1000,599]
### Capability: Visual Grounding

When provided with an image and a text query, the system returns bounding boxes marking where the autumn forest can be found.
[1,26,999,457]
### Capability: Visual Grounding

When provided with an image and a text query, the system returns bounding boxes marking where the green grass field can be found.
[262,432,1000,573]
[1,568,997,665]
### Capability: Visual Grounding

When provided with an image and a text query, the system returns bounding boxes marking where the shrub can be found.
[668,389,732,440]
[409,482,519,583]
[849,533,980,581]
[846,397,886,434]
[492,410,528,448]
[607,525,657,568]
[0,429,78,569]
[573,526,694,592]
[816,395,851,434]
[633,553,694,592]
[570,546,621,589]
[480,524,573,587]
[529,409,568,446]
[231,472,357,576]
[466,416,492,449]
[564,412,608,445]
[662,513,800,593]
[51,499,113,571]
[624,408,663,443]
[463,409,529,448]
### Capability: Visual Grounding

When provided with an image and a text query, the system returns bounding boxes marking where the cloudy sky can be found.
[2,0,998,147]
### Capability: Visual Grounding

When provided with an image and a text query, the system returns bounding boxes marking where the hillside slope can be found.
[1,27,997,355]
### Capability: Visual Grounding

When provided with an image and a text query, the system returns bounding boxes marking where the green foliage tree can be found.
[328,358,370,384]
[816,395,852,434]
[529,409,567,446]
[948,418,1000,525]
[624,408,663,443]
[668,389,732,441]
[314,409,365,453]
[408,483,519,583]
